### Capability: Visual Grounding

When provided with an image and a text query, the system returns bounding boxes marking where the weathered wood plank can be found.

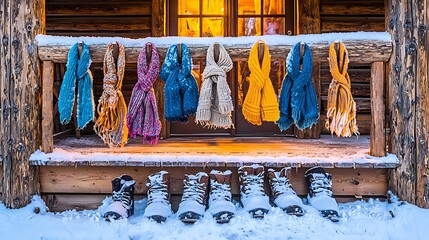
[370,62,386,157]
[321,17,385,32]
[42,61,54,153]
[321,82,370,97]
[3,0,45,208]
[37,35,393,63]
[415,0,429,208]
[39,166,389,197]
[46,17,151,32]
[0,167,3,195]
[295,0,321,139]
[46,1,152,16]
[321,1,385,15]
[321,68,372,83]
[387,0,417,205]
[46,31,152,38]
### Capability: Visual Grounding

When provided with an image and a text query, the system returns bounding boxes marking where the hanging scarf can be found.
[277,42,319,131]
[94,43,128,147]
[58,42,95,129]
[325,42,359,137]
[242,40,279,125]
[196,43,234,129]
[160,44,198,122]
[126,43,161,145]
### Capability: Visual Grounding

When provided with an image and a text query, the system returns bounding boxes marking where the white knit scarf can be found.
[195,43,234,129]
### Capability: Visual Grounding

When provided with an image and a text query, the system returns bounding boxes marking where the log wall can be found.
[319,0,386,135]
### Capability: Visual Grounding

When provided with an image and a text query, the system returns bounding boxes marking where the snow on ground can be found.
[0,193,427,240]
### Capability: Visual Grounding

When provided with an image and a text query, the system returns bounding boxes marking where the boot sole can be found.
[179,211,202,224]
[283,205,305,217]
[213,211,234,224]
[321,210,339,222]
[249,208,269,218]
[104,211,122,221]
[148,215,167,223]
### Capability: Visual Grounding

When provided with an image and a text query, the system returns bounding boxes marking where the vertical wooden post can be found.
[2,0,45,208]
[296,0,321,139]
[370,62,386,157]
[152,0,167,139]
[42,61,54,153]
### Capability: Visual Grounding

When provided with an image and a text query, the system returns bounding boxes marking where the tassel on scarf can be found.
[160,44,199,123]
[196,43,234,129]
[58,42,95,129]
[277,42,319,131]
[242,40,280,125]
[94,43,129,147]
[126,43,162,145]
[325,42,359,137]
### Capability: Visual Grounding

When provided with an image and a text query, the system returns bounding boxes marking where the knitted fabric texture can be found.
[58,42,95,129]
[126,43,161,144]
[94,43,129,147]
[195,43,234,129]
[325,42,359,137]
[160,44,198,123]
[242,41,280,125]
[277,42,319,131]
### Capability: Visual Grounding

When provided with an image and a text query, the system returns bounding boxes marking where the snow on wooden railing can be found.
[36,32,392,157]
[36,32,392,63]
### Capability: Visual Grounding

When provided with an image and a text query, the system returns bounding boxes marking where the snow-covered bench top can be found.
[35,32,392,63]
[29,135,399,169]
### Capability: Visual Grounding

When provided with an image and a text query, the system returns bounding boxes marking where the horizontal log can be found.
[46,31,151,39]
[321,82,370,97]
[46,17,151,31]
[321,17,385,32]
[36,32,392,63]
[46,1,151,16]
[321,68,372,83]
[321,1,385,15]
[39,166,388,197]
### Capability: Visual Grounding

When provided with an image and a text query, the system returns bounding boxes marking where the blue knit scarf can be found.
[160,44,199,122]
[58,42,95,129]
[277,42,319,131]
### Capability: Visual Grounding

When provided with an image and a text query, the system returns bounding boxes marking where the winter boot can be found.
[177,172,209,223]
[238,165,271,218]
[104,174,136,220]
[305,166,339,222]
[208,170,236,223]
[268,168,304,216]
[143,171,172,223]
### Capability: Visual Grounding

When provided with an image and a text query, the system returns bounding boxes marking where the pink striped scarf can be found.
[126,42,161,144]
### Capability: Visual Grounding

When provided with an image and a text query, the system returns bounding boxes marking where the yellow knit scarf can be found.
[242,41,280,125]
[94,43,129,147]
[325,42,359,137]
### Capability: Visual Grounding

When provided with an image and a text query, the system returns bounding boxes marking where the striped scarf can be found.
[58,42,95,129]
[242,40,280,125]
[277,42,319,131]
[127,43,161,145]
[160,44,198,123]
[94,43,128,147]
[196,43,234,129]
[326,42,359,137]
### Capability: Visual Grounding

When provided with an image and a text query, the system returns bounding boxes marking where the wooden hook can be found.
[258,40,264,65]
[78,41,83,59]
[177,43,182,64]
[146,43,152,64]
[299,42,305,61]
[112,41,119,63]
[214,42,220,63]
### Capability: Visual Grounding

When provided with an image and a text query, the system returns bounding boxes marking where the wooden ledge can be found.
[30,135,399,169]
[36,32,392,63]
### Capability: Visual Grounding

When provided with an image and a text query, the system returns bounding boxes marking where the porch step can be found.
[30,135,399,169]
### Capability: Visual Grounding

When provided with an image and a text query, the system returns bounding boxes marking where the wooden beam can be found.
[3,0,45,208]
[296,0,321,139]
[37,37,393,63]
[370,62,386,156]
[42,61,54,153]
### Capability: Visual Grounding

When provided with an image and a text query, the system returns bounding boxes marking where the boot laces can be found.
[271,177,295,196]
[309,173,333,197]
[182,179,206,205]
[241,172,265,197]
[112,183,133,210]
[147,178,169,205]
[210,180,232,202]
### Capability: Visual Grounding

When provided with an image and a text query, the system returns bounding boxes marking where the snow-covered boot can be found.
[238,165,271,218]
[104,175,136,220]
[143,171,172,223]
[268,168,304,216]
[305,166,339,222]
[177,172,209,223]
[208,170,236,223]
